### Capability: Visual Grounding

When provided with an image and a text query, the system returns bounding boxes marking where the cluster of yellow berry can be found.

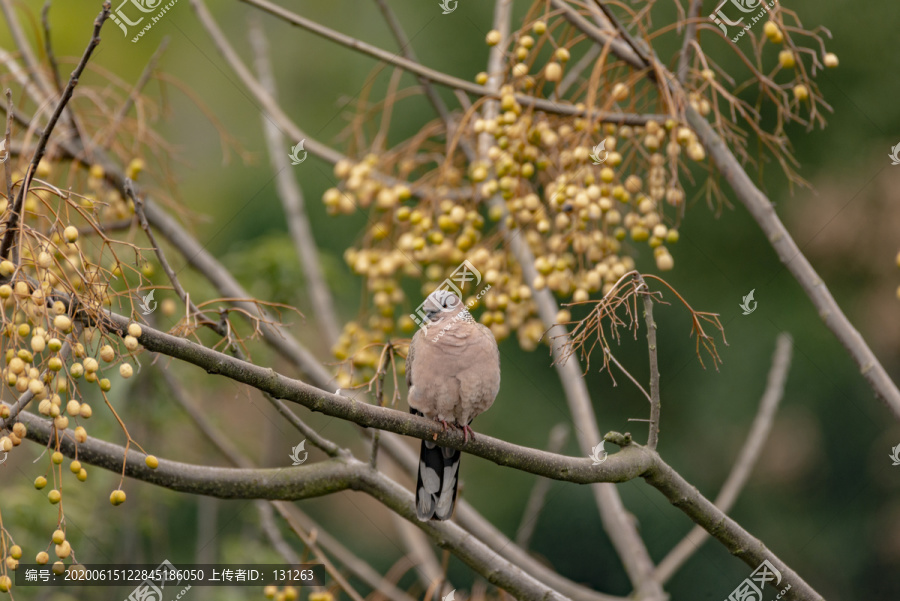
[325,14,839,385]
[324,19,703,381]
[0,154,161,589]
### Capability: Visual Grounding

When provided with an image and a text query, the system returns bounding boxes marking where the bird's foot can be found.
[461,424,475,443]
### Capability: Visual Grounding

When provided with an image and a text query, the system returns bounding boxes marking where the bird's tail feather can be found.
[416,439,460,521]
[411,409,460,521]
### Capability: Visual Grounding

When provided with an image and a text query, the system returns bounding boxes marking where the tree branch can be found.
[685,106,900,418]
[12,404,573,601]
[236,0,662,124]
[635,273,661,450]
[644,452,822,600]
[654,333,793,583]
[248,20,342,345]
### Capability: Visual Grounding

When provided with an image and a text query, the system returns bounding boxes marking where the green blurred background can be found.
[2,0,899,599]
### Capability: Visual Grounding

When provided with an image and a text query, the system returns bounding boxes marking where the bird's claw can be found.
[461,424,475,443]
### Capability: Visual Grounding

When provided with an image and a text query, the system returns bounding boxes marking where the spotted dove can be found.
[406,290,501,521]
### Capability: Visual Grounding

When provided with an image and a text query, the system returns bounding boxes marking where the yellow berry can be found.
[778,50,795,68]
[656,252,675,271]
[824,52,838,68]
[145,455,159,469]
[126,158,145,180]
[35,476,47,489]
[36,551,49,564]
[485,30,501,46]
[51,451,64,464]
[612,83,629,102]
[99,378,112,392]
[532,20,546,34]
[63,225,79,243]
[555,47,570,63]
[119,363,133,378]
[127,323,142,338]
[793,84,809,101]
[124,335,139,351]
[10,545,22,560]
[79,404,92,419]
[544,62,562,82]
[52,529,65,544]
[77,468,87,481]
[0,261,12,277]
[99,345,115,362]
[48,489,61,504]
[55,541,71,559]
[110,489,126,506]
[69,460,81,474]
[0,575,10,592]
[53,315,73,333]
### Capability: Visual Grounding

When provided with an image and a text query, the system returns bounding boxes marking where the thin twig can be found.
[3,90,12,203]
[675,0,703,83]
[634,273,661,450]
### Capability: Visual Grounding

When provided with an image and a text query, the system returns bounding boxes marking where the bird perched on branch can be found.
[406,290,501,521]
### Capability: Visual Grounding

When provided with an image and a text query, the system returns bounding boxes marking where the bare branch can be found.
[236,0,663,124]
[248,20,341,345]
[644,452,822,600]
[685,106,900,418]
[12,405,574,601]
[634,273,661,450]
[675,0,703,83]
[498,222,665,601]
[655,333,793,584]
[377,432,626,601]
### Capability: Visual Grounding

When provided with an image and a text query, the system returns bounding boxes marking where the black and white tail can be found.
[411,410,460,521]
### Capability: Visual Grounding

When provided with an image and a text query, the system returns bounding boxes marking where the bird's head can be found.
[422,290,465,324]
